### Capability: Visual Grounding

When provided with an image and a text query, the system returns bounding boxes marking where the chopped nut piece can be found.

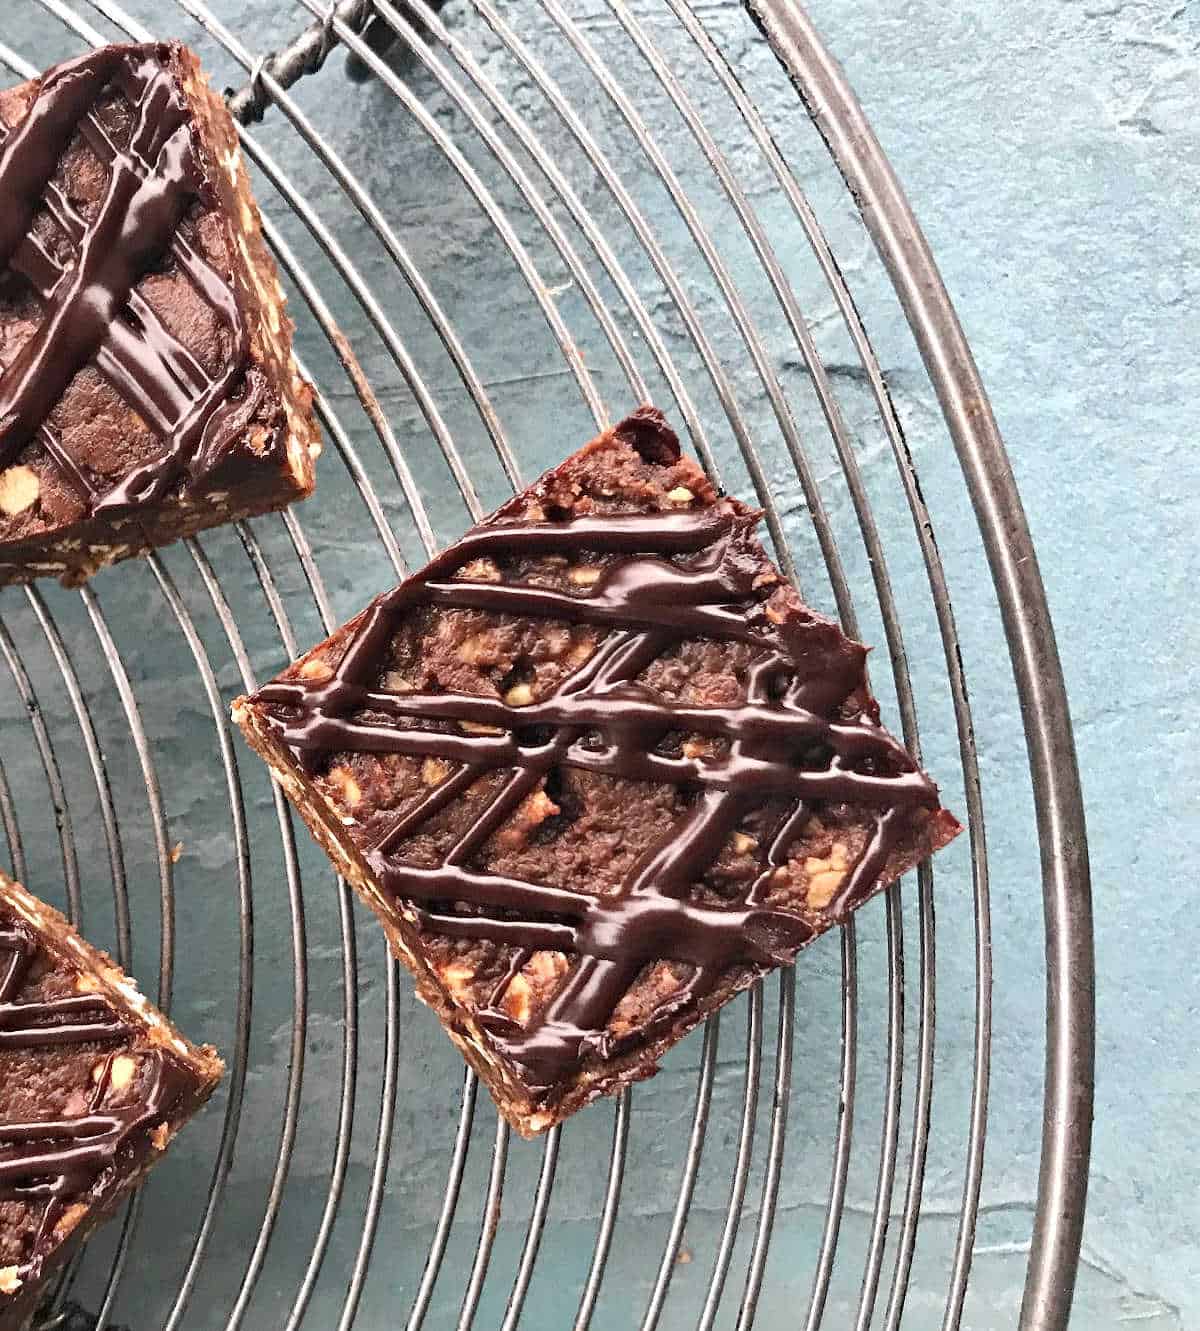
[75,972,101,994]
[504,683,534,707]
[422,757,451,786]
[326,766,362,808]
[0,465,40,515]
[496,787,560,851]
[108,1055,138,1091]
[803,844,850,876]
[439,960,475,1003]
[804,842,851,909]
[806,869,846,908]
[568,565,602,586]
[52,1203,89,1239]
[682,738,710,759]
[541,627,571,659]
[665,486,694,503]
[457,632,495,665]
[566,638,596,667]
[732,832,757,855]
[150,1122,171,1151]
[170,841,184,864]
[526,950,569,984]
[459,558,502,582]
[299,656,333,681]
[502,972,533,1024]
[382,671,414,694]
[503,949,571,1019]
[0,1267,21,1295]
[461,720,503,735]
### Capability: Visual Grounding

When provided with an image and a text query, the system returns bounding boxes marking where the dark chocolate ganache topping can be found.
[0,920,181,1273]
[0,43,273,516]
[256,504,939,1090]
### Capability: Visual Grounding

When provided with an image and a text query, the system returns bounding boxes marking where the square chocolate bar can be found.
[0,872,222,1329]
[234,408,959,1136]
[0,42,319,586]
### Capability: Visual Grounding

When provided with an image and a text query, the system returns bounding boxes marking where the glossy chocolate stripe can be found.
[0,925,124,1044]
[259,679,909,759]
[0,49,121,268]
[0,58,194,466]
[12,218,196,436]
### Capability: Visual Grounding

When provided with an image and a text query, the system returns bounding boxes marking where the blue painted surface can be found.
[0,2,1193,1328]
[819,6,1198,1325]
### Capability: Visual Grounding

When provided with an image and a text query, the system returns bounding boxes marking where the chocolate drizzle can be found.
[0,921,180,1276]
[256,505,940,1091]
[0,44,271,515]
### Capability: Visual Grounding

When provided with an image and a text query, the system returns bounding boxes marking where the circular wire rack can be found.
[0,2,1093,1329]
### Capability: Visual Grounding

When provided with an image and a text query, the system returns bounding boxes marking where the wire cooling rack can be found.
[0,3,1093,1329]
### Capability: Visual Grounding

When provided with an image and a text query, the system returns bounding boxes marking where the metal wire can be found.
[226,0,374,123]
[0,2,1092,1330]
[640,1015,719,1331]
[0,618,83,929]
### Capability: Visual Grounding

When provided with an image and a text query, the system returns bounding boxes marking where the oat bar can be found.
[0,42,319,586]
[0,872,222,1329]
[233,407,959,1136]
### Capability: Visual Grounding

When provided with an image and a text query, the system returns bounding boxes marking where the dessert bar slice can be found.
[234,408,960,1136]
[0,872,222,1330]
[0,41,319,587]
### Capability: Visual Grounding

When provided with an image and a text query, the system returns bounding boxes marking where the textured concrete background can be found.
[0,2,1195,1329]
